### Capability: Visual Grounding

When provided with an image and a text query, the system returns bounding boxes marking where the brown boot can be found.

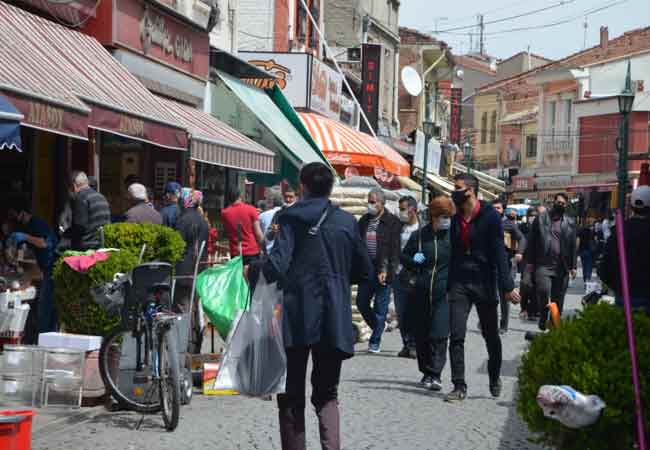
[316,400,340,450]
[278,407,306,450]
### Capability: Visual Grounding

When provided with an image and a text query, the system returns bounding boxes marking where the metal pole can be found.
[421,134,430,205]
[618,112,630,210]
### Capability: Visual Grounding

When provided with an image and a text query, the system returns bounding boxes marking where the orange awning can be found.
[299,112,411,177]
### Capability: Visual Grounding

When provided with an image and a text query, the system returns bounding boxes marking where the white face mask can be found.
[399,211,410,223]
[438,217,451,230]
[367,204,379,216]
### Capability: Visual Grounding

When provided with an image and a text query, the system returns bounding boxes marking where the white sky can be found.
[399,0,650,60]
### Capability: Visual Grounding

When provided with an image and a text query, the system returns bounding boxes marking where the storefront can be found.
[534,176,574,205]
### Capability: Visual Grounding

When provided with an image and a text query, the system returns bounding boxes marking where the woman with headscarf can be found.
[401,196,454,391]
[174,188,209,353]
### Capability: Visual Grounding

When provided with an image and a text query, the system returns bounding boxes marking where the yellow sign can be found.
[28,103,64,131]
[118,115,145,138]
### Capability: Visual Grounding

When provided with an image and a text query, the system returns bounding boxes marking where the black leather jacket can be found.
[358,211,402,282]
[524,212,577,272]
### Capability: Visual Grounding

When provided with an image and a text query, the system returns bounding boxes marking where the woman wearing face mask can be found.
[400,196,454,391]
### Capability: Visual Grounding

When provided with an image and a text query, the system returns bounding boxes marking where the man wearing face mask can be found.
[524,193,577,330]
[357,188,402,353]
[445,174,520,403]
[393,196,420,358]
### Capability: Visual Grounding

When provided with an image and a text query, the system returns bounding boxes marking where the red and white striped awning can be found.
[158,97,275,174]
[299,112,410,176]
[0,1,187,149]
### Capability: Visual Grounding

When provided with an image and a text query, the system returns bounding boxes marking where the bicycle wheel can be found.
[99,326,161,413]
[158,327,181,431]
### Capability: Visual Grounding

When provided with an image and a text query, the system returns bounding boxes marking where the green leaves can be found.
[517,304,650,450]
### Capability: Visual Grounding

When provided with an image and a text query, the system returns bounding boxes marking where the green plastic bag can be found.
[197,256,250,340]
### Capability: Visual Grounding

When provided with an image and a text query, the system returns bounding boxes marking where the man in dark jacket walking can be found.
[67,171,110,250]
[262,162,371,450]
[357,187,402,353]
[445,173,520,403]
[524,193,577,327]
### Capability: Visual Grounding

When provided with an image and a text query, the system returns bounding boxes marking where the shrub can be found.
[54,223,185,335]
[517,304,650,450]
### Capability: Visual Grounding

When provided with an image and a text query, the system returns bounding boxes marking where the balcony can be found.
[542,137,573,155]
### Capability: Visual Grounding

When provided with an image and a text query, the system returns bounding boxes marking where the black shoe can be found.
[444,387,467,402]
[538,314,547,331]
[420,375,434,389]
[490,378,503,398]
[429,378,443,391]
[499,328,508,335]
[398,347,411,358]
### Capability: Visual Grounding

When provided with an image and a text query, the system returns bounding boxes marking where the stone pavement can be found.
[32,283,586,450]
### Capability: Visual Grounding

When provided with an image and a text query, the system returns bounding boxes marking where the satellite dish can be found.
[401,66,423,97]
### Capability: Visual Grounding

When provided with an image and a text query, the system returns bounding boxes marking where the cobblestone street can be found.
[32,289,585,450]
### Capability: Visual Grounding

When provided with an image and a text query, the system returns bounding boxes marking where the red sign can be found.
[449,88,462,144]
[511,176,535,191]
[3,91,89,140]
[360,44,381,135]
[113,0,209,79]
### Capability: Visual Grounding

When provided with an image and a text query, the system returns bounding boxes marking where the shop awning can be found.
[0,2,187,149]
[158,97,275,174]
[299,112,410,176]
[567,183,617,193]
[0,94,22,151]
[215,71,330,169]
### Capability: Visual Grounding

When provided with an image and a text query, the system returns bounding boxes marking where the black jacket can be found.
[358,210,402,282]
[598,216,650,299]
[68,187,110,250]
[174,208,209,287]
[264,197,372,357]
[524,212,577,272]
[448,201,514,294]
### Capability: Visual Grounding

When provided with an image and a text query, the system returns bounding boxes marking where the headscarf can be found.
[181,187,203,209]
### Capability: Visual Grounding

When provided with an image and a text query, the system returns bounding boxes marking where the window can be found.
[297,2,307,43]
[526,135,538,158]
[481,112,488,144]
[549,101,557,140]
[308,1,319,49]
[564,99,572,139]
[489,110,497,143]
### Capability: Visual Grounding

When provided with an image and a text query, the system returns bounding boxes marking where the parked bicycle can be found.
[98,262,182,431]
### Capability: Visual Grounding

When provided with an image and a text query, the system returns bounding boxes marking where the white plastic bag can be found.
[214,273,286,397]
[536,385,606,428]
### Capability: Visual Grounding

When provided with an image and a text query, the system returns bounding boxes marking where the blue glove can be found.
[9,232,27,244]
[413,252,426,264]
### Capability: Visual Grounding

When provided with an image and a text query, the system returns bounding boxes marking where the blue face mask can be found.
[438,217,451,230]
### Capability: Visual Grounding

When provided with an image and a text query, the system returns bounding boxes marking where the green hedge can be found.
[53,223,185,335]
[517,304,650,450]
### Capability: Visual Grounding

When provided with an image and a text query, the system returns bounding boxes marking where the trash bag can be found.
[536,385,606,428]
[196,256,250,340]
[214,273,286,397]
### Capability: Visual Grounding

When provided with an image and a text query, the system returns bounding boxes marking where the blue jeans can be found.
[392,277,414,348]
[357,274,391,346]
[580,250,594,282]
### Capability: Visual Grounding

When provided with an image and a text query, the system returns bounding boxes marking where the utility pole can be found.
[479,14,485,55]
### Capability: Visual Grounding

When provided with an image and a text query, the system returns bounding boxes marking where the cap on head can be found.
[631,186,650,209]
[164,181,182,196]
[128,183,148,201]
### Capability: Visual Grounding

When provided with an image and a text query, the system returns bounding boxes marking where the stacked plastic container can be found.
[39,348,85,407]
[0,346,42,407]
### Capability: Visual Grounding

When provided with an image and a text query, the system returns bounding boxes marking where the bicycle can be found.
[98,262,182,431]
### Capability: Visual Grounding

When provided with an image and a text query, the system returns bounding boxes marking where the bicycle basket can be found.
[90,274,128,318]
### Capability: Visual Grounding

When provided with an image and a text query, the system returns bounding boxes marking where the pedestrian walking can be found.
[259,162,372,450]
[519,207,539,320]
[524,193,577,329]
[400,196,453,391]
[445,173,520,403]
[393,195,419,358]
[221,189,264,265]
[357,187,401,353]
[259,193,283,253]
[66,171,110,251]
[598,186,650,314]
[492,200,526,333]
[160,181,182,229]
[265,186,299,248]
[125,183,163,225]
[577,223,595,286]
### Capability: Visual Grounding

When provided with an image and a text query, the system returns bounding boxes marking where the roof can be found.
[498,51,552,66]
[454,55,496,75]
[399,27,447,47]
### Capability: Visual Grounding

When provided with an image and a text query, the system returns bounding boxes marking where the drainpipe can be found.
[393,44,400,132]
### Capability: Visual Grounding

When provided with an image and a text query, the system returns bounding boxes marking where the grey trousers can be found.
[535,266,569,314]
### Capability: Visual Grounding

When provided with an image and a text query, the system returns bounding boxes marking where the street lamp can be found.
[421,120,436,204]
[617,60,635,210]
[464,141,473,174]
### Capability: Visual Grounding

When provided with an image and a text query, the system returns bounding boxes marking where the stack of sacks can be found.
[330,186,369,220]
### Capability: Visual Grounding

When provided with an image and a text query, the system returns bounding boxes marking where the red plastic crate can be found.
[0,410,34,450]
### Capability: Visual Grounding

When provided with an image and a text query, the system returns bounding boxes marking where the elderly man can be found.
[67,171,110,250]
[357,187,402,353]
[125,183,162,225]
[160,181,182,229]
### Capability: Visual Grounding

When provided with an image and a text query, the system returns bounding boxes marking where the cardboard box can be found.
[38,332,102,351]
[202,362,238,396]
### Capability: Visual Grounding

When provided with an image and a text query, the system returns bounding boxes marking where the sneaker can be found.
[397,347,411,358]
[490,378,503,398]
[444,387,467,402]
[420,375,434,389]
[367,344,381,354]
[429,378,443,391]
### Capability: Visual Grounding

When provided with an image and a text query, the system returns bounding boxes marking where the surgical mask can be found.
[452,189,469,207]
[438,217,451,230]
[553,203,566,215]
[399,211,410,223]
[367,204,379,216]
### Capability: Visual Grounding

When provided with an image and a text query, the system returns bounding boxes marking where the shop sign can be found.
[511,176,535,191]
[28,103,64,132]
[360,43,381,135]
[118,115,145,138]
[535,175,571,190]
[242,52,311,108]
[449,88,462,144]
[140,8,192,63]
[310,58,342,120]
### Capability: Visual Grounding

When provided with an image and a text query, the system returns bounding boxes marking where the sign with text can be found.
[449,87,462,144]
[310,57,342,120]
[242,52,311,108]
[414,130,441,175]
[511,176,535,191]
[360,43,381,135]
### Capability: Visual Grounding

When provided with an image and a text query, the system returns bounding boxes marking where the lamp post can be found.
[617,61,635,210]
[464,140,473,175]
[421,121,436,204]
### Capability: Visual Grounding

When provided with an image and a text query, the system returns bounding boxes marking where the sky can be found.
[399,0,650,60]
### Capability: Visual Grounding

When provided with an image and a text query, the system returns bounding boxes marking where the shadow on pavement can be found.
[476,358,521,378]
[496,385,545,450]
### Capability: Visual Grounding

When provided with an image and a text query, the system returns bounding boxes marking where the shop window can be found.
[154,162,177,197]
[489,110,497,143]
[297,2,307,43]
[308,1,319,49]
[480,112,488,144]
[526,135,538,158]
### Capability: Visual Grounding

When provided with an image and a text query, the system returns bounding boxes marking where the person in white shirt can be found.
[394,196,420,358]
[259,193,283,253]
